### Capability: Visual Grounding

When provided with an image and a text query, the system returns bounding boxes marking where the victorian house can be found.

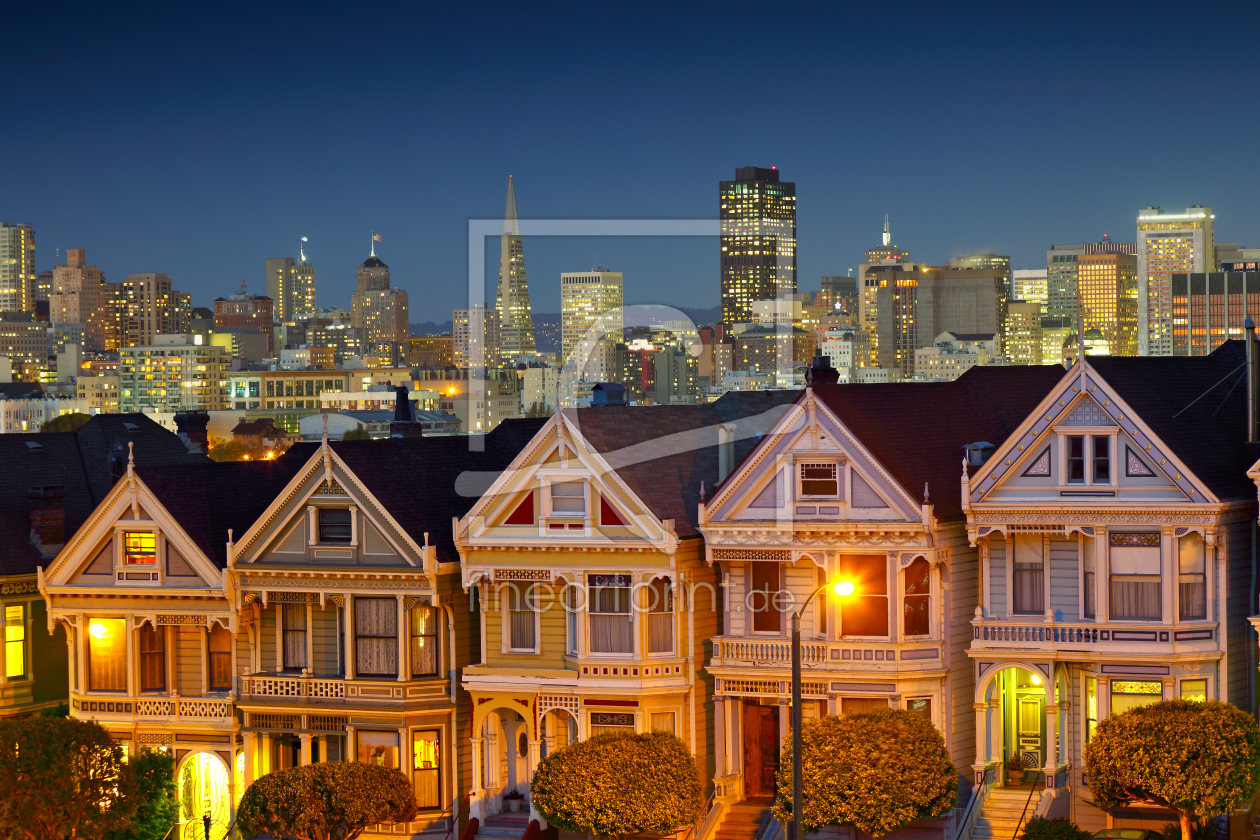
[453,392,798,824]
[695,359,1063,829]
[963,342,1258,831]
[42,416,546,840]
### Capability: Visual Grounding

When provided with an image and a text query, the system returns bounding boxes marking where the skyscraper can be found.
[0,223,36,314]
[1012,270,1048,310]
[1172,271,1260,355]
[1078,252,1138,357]
[561,268,623,379]
[453,303,500,369]
[496,176,536,361]
[265,252,317,324]
[122,273,185,347]
[720,166,796,324]
[874,268,1005,377]
[864,215,910,265]
[1046,237,1136,323]
[351,249,409,348]
[857,216,911,365]
[1137,206,1215,356]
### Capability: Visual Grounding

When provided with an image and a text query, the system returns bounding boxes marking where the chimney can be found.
[1248,317,1259,443]
[805,349,840,386]
[174,410,210,455]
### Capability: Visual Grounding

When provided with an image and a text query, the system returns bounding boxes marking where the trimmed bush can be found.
[530,731,703,839]
[771,707,957,839]
[1084,699,1260,840]
[235,762,417,840]
[1021,816,1092,840]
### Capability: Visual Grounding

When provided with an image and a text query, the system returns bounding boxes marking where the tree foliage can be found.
[1021,816,1092,840]
[772,708,957,839]
[530,731,703,839]
[41,413,93,434]
[1084,699,1260,840]
[104,750,177,840]
[206,437,250,462]
[0,716,137,840]
[342,425,371,441]
[235,762,417,840]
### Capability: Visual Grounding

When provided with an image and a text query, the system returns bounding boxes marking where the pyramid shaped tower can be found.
[495,176,536,361]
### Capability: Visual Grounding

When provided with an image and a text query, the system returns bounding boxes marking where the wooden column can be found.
[344,597,355,679]
[1161,526,1175,624]
[713,698,726,777]
[1097,527,1109,622]
[397,596,406,682]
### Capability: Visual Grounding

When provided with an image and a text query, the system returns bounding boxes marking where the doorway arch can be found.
[177,751,231,840]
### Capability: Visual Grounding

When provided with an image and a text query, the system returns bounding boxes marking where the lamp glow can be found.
[833,581,855,597]
[89,622,108,638]
[1031,674,1042,685]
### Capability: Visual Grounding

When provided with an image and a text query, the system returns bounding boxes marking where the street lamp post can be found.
[789,580,854,840]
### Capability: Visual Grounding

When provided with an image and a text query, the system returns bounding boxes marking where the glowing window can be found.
[124,532,156,565]
[4,605,24,679]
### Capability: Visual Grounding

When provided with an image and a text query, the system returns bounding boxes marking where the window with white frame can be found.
[550,481,586,517]
[123,531,157,565]
[647,578,674,654]
[798,462,839,499]
[564,584,579,655]
[4,604,25,680]
[589,574,632,654]
[1178,532,1206,621]
[1083,536,1096,619]
[282,604,308,671]
[1109,532,1161,621]
[506,584,537,652]
[903,559,930,636]
[1012,535,1044,615]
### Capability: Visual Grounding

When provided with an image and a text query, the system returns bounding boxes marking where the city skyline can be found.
[4,3,1259,322]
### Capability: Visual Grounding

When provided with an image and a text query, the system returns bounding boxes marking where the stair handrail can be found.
[679,788,718,840]
[439,795,468,840]
[952,780,987,840]
[753,807,778,840]
[1011,770,1043,840]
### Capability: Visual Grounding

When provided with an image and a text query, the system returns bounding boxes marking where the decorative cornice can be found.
[237,573,430,591]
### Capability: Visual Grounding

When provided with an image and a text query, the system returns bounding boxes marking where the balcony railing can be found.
[709,636,942,669]
[72,693,233,721]
[238,674,450,704]
[970,616,1218,652]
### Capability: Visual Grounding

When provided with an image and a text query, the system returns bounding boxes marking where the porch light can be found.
[1031,674,1041,685]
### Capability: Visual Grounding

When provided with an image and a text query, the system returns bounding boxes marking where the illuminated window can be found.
[1180,679,1207,702]
[88,618,127,691]
[139,624,165,691]
[1111,680,1162,715]
[5,605,25,679]
[124,532,156,565]
[410,605,439,677]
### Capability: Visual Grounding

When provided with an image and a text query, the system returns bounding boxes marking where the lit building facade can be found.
[118,336,229,413]
[1012,270,1047,311]
[496,176,537,361]
[351,255,409,347]
[560,270,623,379]
[875,268,1006,378]
[453,304,500,370]
[1078,253,1138,357]
[265,256,317,323]
[720,167,796,324]
[0,222,36,314]
[1171,271,1260,356]
[1137,206,1215,356]
[1004,301,1043,365]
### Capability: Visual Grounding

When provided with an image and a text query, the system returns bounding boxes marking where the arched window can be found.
[903,559,930,637]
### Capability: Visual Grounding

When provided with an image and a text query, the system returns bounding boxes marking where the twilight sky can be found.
[5,1,1260,322]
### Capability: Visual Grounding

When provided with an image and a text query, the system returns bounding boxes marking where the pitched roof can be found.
[231,418,284,436]
[0,414,208,577]
[0,382,44,400]
[812,364,1066,520]
[1090,340,1258,502]
[563,390,802,537]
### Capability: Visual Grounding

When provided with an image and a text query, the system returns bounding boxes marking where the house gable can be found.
[971,363,1209,505]
[704,394,921,526]
[231,441,425,569]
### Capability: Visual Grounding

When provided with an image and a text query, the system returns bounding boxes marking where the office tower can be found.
[1171,271,1260,355]
[1004,301,1043,365]
[496,176,537,361]
[561,268,624,380]
[121,273,184,347]
[818,276,859,319]
[350,248,409,348]
[864,215,910,266]
[51,249,111,352]
[0,223,36,314]
[214,285,276,355]
[1046,238,1136,323]
[1012,269,1048,310]
[874,268,1005,377]
[1078,252,1138,357]
[409,335,454,368]
[720,166,797,324]
[0,317,51,372]
[265,255,317,323]
[1137,206,1215,356]
[453,303,501,369]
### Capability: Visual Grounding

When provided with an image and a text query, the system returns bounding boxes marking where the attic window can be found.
[550,481,586,517]
[123,532,157,565]
[799,463,838,499]
[319,509,353,544]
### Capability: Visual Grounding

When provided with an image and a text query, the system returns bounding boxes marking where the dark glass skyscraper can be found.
[720,167,796,324]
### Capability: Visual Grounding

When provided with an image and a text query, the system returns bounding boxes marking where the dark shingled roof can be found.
[1091,340,1258,502]
[563,390,803,537]
[0,382,44,399]
[0,414,207,577]
[361,256,388,269]
[811,365,1066,521]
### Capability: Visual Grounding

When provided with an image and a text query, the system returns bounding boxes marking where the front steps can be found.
[970,785,1043,840]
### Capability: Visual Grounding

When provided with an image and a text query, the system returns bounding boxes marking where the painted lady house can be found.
[454,392,798,826]
[963,341,1258,832]
[696,356,1063,834]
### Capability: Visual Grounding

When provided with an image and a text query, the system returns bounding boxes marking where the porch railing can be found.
[971,617,1218,650]
[238,674,450,703]
[73,693,233,721]
[715,638,828,664]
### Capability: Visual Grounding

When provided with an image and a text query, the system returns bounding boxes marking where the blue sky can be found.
[5,1,1259,321]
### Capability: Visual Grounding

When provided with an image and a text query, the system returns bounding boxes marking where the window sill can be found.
[502,650,539,656]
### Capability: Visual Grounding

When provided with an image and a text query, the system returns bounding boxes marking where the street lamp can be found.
[789,579,855,840]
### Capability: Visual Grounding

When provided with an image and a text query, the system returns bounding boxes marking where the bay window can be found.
[88,618,127,691]
[1110,680,1162,715]
[358,731,399,767]
[836,554,888,637]
[412,730,442,809]
[1083,537,1096,619]
[903,559,930,637]
[648,578,674,654]
[1178,532,1206,621]
[506,585,536,652]
[319,509,352,544]
[550,481,586,517]
[282,604,307,671]
[1109,532,1161,621]
[589,574,632,654]
[4,605,24,679]
[411,605,439,676]
[1012,535,1044,614]
[355,598,398,677]
[139,624,165,691]
[208,624,232,689]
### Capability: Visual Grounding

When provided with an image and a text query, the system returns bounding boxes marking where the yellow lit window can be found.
[5,605,24,678]
[124,532,156,565]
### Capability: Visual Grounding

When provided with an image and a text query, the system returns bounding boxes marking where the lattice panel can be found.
[494,569,552,581]
[307,680,346,699]
[138,733,172,745]
[156,614,205,625]
[267,592,321,604]
[315,479,346,495]
[247,677,304,697]
[719,678,781,695]
[711,549,791,562]
[1061,398,1112,427]
[251,714,300,730]
[539,694,580,717]
[135,699,174,716]
[310,715,347,731]
[179,699,229,718]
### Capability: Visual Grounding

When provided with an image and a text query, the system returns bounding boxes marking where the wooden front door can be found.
[742,702,780,797]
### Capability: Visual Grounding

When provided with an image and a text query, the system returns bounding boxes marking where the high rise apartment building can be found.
[857,218,912,366]
[1171,271,1260,356]
[1004,301,1043,365]
[496,176,537,361]
[51,250,117,352]
[561,269,623,380]
[950,252,1011,291]
[0,223,36,314]
[453,303,500,369]
[874,268,1006,377]
[351,253,409,347]
[214,287,276,355]
[122,273,187,347]
[1012,269,1047,309]
[265,256,317,323]
[1137,206,1215,356]
[720,166,796,324]
[1078,252,1138,356]
[118,335,229,412]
